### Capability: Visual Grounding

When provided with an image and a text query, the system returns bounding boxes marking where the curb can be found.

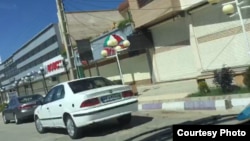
[138,96,250,111]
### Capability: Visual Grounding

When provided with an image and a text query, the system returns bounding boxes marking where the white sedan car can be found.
[34,76,138,139]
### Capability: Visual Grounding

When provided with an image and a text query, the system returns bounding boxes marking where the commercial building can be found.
[0,24,69,103]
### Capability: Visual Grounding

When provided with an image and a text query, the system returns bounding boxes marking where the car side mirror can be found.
[4,105,8,108]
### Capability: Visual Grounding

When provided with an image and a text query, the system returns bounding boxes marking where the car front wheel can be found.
[117,113,132,126]
[65,116,81,139]
[35,116,46,134]
[2,114,9,124]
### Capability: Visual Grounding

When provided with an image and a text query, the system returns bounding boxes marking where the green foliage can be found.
[60,46,67,58]
[188,87,250,97]
[117,19,132,30]
[198,81,210,94]
[0,103,8,112]
[213,67,235,93]
[243,66,250,90]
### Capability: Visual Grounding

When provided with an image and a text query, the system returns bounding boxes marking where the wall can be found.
[128,0,179,28]
[178,0,204,10]
[66,10,125,42]
[147,0,250,84]
[84,53,151,84]
[191,1,250,71]
[149,17,199,82]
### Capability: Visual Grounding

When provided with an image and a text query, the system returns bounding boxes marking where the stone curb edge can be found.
[138,97,250,111]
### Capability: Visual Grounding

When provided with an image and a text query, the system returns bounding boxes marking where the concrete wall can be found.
[149,17,199,82]
[84,53,151,84]
[66,10,125,42]
[191,1,250,71]
[178,0,204,10]
[147,1,250,84]
[128,0,179,28]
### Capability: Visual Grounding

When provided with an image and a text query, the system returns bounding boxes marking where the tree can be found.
[213,67,235,93]
[243,66,250,90]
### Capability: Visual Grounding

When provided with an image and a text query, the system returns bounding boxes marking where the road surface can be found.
[0,110,246,141]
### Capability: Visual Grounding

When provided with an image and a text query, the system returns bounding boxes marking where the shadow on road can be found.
[83,115,153,137]
[43,115,153,137]
[8,118,34,125]
[124,114,240,141]
[47,128,68,135]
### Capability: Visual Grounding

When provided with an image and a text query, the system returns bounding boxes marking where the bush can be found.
[213,67,235,93]
[198,81,210,94]
[0,103,7,112]
[117,19,132,30]
[243,66,250,90]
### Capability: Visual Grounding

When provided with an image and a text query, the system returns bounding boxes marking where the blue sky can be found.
[0,0,123,61]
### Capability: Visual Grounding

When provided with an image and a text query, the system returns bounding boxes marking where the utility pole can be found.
[56,0,76,80]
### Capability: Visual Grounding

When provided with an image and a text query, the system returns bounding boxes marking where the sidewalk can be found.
[136,83,250,112]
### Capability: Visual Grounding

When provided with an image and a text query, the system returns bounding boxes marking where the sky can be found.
[0,0,124,62]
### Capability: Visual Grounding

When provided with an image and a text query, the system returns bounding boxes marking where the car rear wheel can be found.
[117,113,132,126]
[2,114,9,124]
[14,114,20,124]
[35,117,46,134]
[65,116,81,139]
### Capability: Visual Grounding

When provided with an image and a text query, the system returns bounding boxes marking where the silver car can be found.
[2,94,43,124]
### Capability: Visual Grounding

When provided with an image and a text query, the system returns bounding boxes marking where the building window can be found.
[137,0,153,8]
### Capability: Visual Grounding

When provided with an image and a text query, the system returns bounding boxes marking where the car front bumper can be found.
[71,98,138,128]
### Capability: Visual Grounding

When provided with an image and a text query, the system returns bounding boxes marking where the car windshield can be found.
[68,77,115,94]
[18,95,43,104]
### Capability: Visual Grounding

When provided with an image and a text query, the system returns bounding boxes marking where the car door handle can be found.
[59,104,62,107]
[47,107,49,110]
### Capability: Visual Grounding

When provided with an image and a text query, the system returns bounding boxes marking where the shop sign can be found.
[43,55,65,77]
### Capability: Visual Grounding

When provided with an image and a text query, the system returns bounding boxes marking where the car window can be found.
[68,77,115,94]
[44,88,57,104]
[52,85,65,101]
[18,95,43,104]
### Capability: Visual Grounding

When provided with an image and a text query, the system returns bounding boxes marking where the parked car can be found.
[34,76,138,139]
[2,94,43,124]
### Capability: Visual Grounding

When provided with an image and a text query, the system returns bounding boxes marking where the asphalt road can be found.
[0,110,245,141]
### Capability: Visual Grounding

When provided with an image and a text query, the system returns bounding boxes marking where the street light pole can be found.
[62,59,70,80]
[13,80,20,96]
[0,88,4,104]
[105,48,127,85]
[38,67,48,94]
[26,73,34,94]
[234,0,250,53]
[115,51,124,84]
[1,87,5,103]
[209,0,250,54]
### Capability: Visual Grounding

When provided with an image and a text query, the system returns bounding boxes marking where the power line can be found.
[63,0,201,11]
[65,2,117,23]
[67,13,103,33]
[64,1,125,38]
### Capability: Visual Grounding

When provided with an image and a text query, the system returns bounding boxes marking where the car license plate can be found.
[101,93,121,103]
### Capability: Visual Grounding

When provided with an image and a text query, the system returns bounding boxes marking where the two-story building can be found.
[125,0,250,91]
